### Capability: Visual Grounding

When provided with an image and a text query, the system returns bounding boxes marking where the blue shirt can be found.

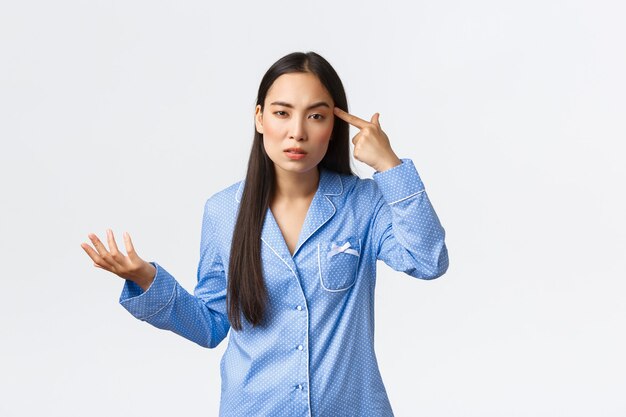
[119,158,449,416]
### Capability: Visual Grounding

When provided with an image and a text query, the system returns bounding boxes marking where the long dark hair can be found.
[227,51,353,330]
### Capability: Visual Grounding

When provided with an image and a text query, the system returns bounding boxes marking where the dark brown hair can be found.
[227,51,353,330]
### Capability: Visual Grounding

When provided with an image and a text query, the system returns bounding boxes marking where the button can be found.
[296,384,303,390]
[296,305,303,311]
[297,344,303,351]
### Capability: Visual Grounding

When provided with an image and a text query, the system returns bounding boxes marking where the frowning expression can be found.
[255,72,335,175]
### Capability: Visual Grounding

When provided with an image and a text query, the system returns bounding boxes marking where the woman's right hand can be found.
[81,229,156,291]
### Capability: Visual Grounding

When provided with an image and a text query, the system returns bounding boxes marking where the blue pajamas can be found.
[120,158,449,416]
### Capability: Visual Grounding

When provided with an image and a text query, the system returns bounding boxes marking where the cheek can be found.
[261,124,281,153]
[312,120,334,140]
[262,118,282,138]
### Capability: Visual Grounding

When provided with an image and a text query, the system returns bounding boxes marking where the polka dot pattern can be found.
[119,158,449,416]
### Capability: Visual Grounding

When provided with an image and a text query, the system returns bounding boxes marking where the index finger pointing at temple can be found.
[333,107,369,129]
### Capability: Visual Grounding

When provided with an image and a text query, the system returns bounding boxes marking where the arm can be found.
[370,158,449,279]
[331,107,449,279]
[119,199,231,348]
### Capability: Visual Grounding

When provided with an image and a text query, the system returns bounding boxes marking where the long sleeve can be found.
[118,199,231,348]
[370,158,449,279]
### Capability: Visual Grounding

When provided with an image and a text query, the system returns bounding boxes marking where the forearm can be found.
[372,158,449,279]
[120,262,230,348]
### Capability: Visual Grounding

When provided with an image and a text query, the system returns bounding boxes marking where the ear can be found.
[254,105,264,134]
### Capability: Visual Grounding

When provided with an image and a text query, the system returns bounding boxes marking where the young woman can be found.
[81,51,449,417]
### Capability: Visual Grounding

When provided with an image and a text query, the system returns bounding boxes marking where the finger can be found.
[123,231,139,261]
[88,233,109,256]
[81,242,107,267]
[88,233,119,267]
[333,107,369,129]
[107,229,121,256]
[371,112,381,127]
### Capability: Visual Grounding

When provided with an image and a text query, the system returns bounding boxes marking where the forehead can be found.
[265,72,332,105]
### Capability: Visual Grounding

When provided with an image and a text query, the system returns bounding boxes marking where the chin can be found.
[274,162,320,175]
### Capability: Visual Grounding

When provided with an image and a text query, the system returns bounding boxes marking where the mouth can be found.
[284,148,307,154]
[284,147,308,160]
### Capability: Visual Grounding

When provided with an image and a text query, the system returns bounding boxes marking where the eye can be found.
[310,114,325,120]
[274,111,288,117]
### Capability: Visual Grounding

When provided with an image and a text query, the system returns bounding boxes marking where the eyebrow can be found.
[269,100,331,110]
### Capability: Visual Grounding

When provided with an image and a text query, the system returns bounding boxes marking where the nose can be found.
[288,117,306,141]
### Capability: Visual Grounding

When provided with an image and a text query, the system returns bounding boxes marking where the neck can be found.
[273,166,320,201]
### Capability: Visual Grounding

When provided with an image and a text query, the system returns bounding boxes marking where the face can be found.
[255,72,335,176]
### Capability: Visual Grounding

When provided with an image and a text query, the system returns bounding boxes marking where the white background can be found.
[1,1,625,416]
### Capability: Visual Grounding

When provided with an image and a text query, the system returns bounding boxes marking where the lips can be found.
[284,148,307,154]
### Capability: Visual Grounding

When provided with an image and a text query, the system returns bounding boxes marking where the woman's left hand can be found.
[333,107,402,172]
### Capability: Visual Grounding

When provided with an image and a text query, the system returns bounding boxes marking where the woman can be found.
[81,51,449,416]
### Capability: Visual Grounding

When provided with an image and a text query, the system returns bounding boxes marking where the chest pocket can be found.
[317,237,361,292]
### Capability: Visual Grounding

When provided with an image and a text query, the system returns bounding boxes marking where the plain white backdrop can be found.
[1,1,625,416]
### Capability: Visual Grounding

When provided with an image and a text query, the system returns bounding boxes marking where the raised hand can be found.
[81,229,156,291]
[333,107,402,172]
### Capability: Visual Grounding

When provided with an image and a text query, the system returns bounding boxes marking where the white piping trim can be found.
[325,171,343,196]
[306,305,311,417]
[261,236,311,415]
[388,189,425,205]
[244,170,345,417]
[287,171,342,258]
[140,279,178,321]
[317,238,360,292]
[295,194,336,258]
[260,237,296,277]
[234,180,244,203]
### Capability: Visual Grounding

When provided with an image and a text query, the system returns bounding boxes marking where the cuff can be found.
[372,158,425,204]
[119,261,177,321]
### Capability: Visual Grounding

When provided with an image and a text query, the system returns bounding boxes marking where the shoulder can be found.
[328,171,383,212]
[339,172,382,201]
[202,179,243,218]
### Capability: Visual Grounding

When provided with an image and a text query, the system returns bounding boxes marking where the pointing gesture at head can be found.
[333,107,402,172]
